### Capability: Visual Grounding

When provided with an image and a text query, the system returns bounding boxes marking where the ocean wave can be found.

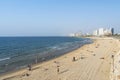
[0,57,10,62]
[0,37,92,74]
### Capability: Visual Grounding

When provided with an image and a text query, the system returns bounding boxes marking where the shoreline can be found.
[0,37,120,80]
[0,37,92,75]
[0,38,93,78]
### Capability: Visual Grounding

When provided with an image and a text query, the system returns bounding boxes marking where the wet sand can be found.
[0,37,120,80]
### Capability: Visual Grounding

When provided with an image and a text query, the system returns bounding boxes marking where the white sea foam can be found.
[0,57,10,62]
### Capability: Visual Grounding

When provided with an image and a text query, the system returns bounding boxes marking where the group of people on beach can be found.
[27,56,78,75]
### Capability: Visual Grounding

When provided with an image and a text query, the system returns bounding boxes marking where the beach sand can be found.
[0,37,120,80]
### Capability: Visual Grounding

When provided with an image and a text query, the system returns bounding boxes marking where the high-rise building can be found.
[93,30,98,36]
[93,28,114,36]
[110,28,114,35]
[98,28,104,36]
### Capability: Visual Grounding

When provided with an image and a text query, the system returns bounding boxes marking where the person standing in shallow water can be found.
[28,64,32,71]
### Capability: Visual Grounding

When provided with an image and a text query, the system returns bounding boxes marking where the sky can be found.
[0,0,120,36]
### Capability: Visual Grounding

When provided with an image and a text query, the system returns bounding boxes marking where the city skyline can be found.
[69,27,115,37]
[0,0,120,36]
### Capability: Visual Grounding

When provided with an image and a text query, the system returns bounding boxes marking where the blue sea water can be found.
[0,37,92,74]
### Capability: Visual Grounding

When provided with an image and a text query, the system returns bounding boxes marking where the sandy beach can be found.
[0,37,120,80]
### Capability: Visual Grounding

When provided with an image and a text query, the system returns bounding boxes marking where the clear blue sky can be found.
[0,0,120,36]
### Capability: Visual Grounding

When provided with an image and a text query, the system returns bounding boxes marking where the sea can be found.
[0,37,92,74]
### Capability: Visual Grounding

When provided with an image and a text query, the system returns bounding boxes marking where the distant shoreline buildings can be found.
[69,32,82,37]
[93,28,114,36]
[69,27,114,37]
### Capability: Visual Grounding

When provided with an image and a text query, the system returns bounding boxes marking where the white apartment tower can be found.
[98,28,104,36]
[93,30,98,36]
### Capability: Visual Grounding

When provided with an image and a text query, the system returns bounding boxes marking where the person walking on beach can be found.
[57,67,59,73]
[73,57,76,61]
[57,65,60,73]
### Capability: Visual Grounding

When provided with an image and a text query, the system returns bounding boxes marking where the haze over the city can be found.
[0,0,120,36]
